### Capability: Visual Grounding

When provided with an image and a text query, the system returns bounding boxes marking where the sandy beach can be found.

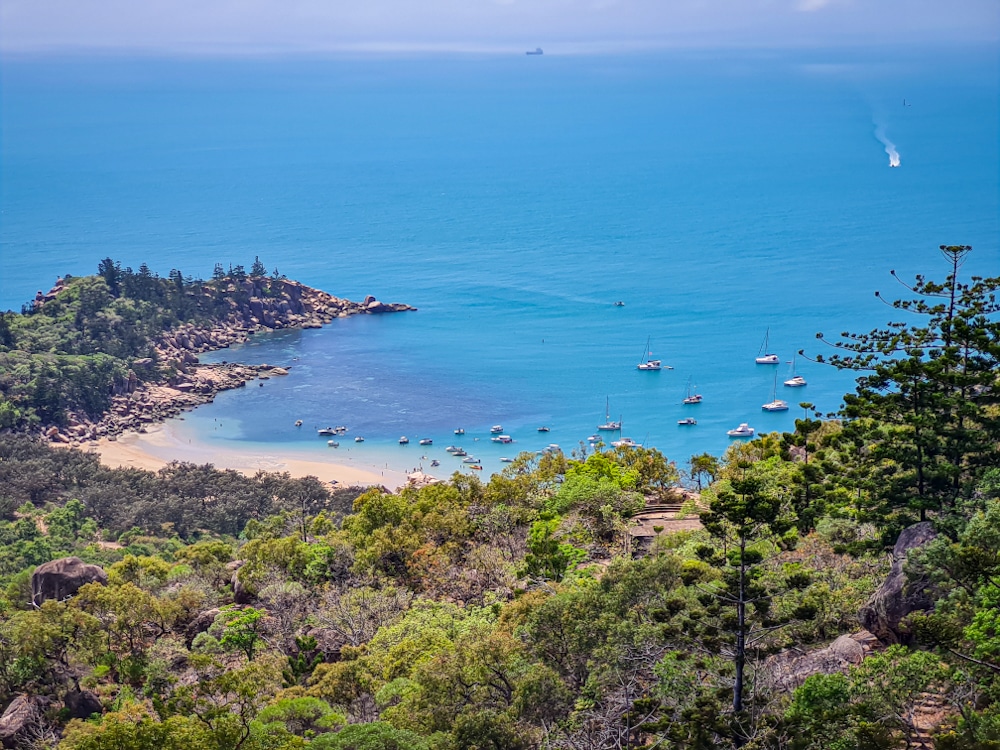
[88,422,408,490]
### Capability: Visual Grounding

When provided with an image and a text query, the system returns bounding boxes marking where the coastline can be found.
[86,421,409,490]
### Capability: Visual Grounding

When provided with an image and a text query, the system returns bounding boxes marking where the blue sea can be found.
[2,47,998,476]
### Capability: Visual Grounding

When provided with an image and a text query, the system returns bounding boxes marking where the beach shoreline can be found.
[85,422,410,490]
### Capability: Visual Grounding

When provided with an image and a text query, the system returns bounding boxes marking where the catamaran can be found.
[637,336,672,370]
[755,328,780,364]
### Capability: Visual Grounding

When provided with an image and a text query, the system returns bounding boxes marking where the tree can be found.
[250,256,267,278]
[812,246,1000,523]
[690,453,720,490]
[97,258,122,297]
[217,606,266,661]
[698,464,795,746]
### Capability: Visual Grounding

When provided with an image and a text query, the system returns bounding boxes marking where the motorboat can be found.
[677,417,697,426]
[462,456,479,463]
[727,423,755,438]
[454,428,465,435]
[537,426,550,433]
[470,465,483,470]
[491,435,513,444]
[327,440,339,448]
[755,328,780,364]
[611,437,638,448]
[614,301,625,307]
[419,438,433,445]
[295,420,303,427]
[318,427,336,436]
[430,460,440,467]
[399,436,409,444]
[453,449,468,457]
[500,457,514,463]
[587,435,599,442]
[355,436,365,443]
[490,425,503,434]
[597,398,622,431]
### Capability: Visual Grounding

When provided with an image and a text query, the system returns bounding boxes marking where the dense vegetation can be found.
[0,247,996,749]
[0,258,280,429]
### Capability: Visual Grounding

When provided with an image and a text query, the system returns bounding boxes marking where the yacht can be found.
[537,426,550,433]
[762,371,790,411]
[327,440,339,447]
[355,436,365,443]
[637,336,672,370]
[454,428,465,435]
[597,398,622,431]
[453,449,468,457]
[399,436,409,444]
[783,356,807,387]
[677,417,697,426]
[500,457,514,463]
[727,423,755,437]
[682,379,703,405]
[462,456,479,463]
[611,437,638,448]
[755,328,780,364]
[418,438,433,445]
[491,434,513,444]
[317,427,336,436]
[490,425,504,434]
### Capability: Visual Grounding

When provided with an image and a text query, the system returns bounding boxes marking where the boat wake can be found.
[873,118,900,168]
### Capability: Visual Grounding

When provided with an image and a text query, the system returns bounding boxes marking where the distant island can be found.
[526,47,543,55]
[0,258,415,442]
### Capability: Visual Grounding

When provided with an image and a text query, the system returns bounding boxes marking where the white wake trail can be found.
[873,119,900,167]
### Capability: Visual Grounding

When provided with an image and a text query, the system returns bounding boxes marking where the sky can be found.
[1,0,998,55]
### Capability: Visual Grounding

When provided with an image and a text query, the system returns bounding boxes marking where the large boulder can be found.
[0,695,46,749]
[63,690,102,720]
[31,557,108,606]
[859,522,938,645]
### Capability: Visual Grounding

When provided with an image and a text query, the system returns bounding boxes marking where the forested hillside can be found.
[0,247,996,749]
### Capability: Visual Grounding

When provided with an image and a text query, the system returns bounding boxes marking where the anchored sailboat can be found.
[762,371,789,411]
[682,378,703,405]
[783,355,807,387]
[755,328,780,364]
[597,397,622,431]
[637,336,671,370]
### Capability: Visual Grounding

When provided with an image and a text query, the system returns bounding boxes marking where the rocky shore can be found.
[46,279,415,446]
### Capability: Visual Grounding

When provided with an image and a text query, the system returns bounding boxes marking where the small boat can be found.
[334,425,348,434]
[762,372,790,411]
[755,328,780,364]
[611,437,638,448]
[430,460,440,467]
[318,427,336,436]
[419,438,433,445]
[526,48,543,55]
[500,457,514,463]
[537,426,550,433]
[614,301,625,307]
[355,436,365,443]
[587,434,599,442]
[727,423,755,438]
[682,379,703,405]
[453,449,468,457]
[470,465,483,471]
[677,417,697,426]
[462,456,479,463]
[327,440,339,448]
[783,356,807,387]
[445,445,458,452]
[637,336,672,370]
[491,435,513,444]
[597,398,622,431]
[490,425,503,434]
[399,436,409,444]
[295,420,303,427]
[454,428,465,435]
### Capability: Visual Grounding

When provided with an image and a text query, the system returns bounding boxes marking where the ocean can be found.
[2,47,998,477]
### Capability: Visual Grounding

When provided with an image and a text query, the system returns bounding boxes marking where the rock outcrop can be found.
[766,630,880,692]
[859,521,938,645]
[63,690,102,720]
[43,279,416,445]
[31,557,108,605]
[0,695,47,749]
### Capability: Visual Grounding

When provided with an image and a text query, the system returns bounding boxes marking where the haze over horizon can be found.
[1,0,998,56]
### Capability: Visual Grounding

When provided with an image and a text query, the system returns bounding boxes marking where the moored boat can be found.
[490,425,503,434]
[677,417,697,426]
[597,398,622,431]
[755,328,780,364]
[419,438,433,445]
[727,423,755,437]
[399,436,409,444]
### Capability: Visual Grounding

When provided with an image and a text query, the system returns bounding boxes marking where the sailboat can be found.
[755,328,780,364]
[762,371,789,411]
[783,356,807,387]
[597,397,622,431]
[637,336,671,370]
[682,378,703,405]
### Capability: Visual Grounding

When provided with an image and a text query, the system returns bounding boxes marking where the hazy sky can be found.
[1,0,998,54]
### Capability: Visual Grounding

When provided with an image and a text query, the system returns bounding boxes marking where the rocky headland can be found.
[44,279,415,445]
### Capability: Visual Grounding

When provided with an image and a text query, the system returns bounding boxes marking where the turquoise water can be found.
[2,48,998,474]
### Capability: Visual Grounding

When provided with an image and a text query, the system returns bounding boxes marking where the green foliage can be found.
[310,722,430,750]
[519,515,586,582]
